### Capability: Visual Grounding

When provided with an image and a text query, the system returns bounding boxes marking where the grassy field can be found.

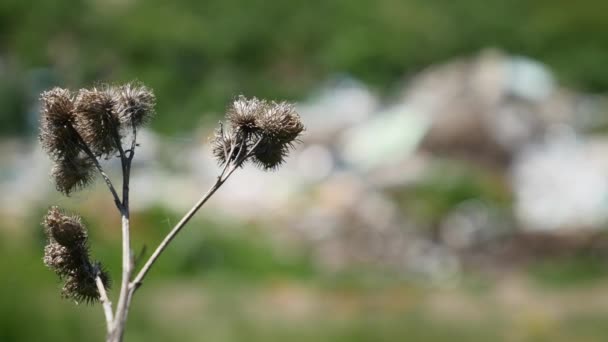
[3,206,608,342]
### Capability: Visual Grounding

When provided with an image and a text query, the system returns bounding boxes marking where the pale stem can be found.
[129,137,256,291]
[130,179,223,290]
[107,132,257,342]
[109,127,136,342]
[95,274,114,333]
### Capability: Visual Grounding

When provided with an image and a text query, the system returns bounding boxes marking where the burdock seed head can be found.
[51,154,95,196]
[73,87,120,157]
[251,138,289,170]
[227,96,267,134]
[43,206,87,248]
[250,101,304,170]
[212,96,305,171]
[113,82,156,128]
[211,125,249,166]
[257,101,304,145]
[43,242,78,277]
[42,207,111,304]
[39,87,81,160]
[61,263,111,304]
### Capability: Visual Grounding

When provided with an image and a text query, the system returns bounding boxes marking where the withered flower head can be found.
[250,101,303,170]
[42,208,110,304]
[43,206,87,248]
[211,125,248,166]
[73,87,120,157]
[113,82,156,128]
[212,96,304,171]
[51,155,95,196]
[257,101,304,145]
[62,263,111,304]
[227,96,266,134]
[43,242,78,276]
[39,88,81,160]
[252,138,289,170]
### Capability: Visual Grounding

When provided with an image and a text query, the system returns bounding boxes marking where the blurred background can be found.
[3,0,608,341]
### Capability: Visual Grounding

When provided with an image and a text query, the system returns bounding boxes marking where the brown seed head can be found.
[113,82,156,128]
[39,88,81,160]
[227,96,266,134]
[42,208,110,304]
[51,155,95,195]
[215,97,304,171]
[257,101,304,145]
[43,206,87,248]
[251,138,289,170]
[211,126,249,166]
[61,263,111,304]
[43,242,77,276]
[73,87,120,157]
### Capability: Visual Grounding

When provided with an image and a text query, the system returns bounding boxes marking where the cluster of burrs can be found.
[43,206,110,303]
[39,83,155,195]
[212,96,304,170]
[38,83,304,314]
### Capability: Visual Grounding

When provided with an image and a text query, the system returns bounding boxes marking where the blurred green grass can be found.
[4,205,608,341]
[2,0,608,135]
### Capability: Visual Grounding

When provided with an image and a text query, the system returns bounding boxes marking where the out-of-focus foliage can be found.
[4,207,608,341]
[4,1,608,341]
[1,0,608,135]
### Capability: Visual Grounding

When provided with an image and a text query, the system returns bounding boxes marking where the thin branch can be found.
[90,159,121,207]
[110,213,132,342]
[129,121,137,161]
[111,124,136,342]
[77,138,123,211]
[95,274,114,332]
[129,137,253,290]
[130,178,223,289]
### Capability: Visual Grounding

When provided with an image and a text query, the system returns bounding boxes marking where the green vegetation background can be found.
[2,0,608,341]
[2,0,608,136]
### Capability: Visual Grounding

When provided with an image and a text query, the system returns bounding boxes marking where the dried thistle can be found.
[113,82,156,128]
[211,125,250,166]
[38,82,304,341]
[257,101,304,145]
[227,96,266,134]
[73,87,121,157]
[39,88,81,160]
[62,263,111,304]
[43,242,80,277]
[212,96,304,170]
[42,207,110,304]
[51,155,95,196]
[251,138,289,170]
[44,206,88,248]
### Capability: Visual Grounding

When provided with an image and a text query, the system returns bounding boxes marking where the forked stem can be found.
[107,128,136,342]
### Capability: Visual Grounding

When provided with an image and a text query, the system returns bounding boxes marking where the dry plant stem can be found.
[130,138,256,290]
[95,274,114,332]
[110,127,136,342]
[74,131,123,211]
[39,89,303,342]
[101,132,258,341]
[130,177,223,289]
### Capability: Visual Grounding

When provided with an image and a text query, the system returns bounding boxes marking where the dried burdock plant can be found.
[113,83,156,128]
[51,155,95,195]
[73,87,121,158]
[38,83,304,342]
[43,207,111,304]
